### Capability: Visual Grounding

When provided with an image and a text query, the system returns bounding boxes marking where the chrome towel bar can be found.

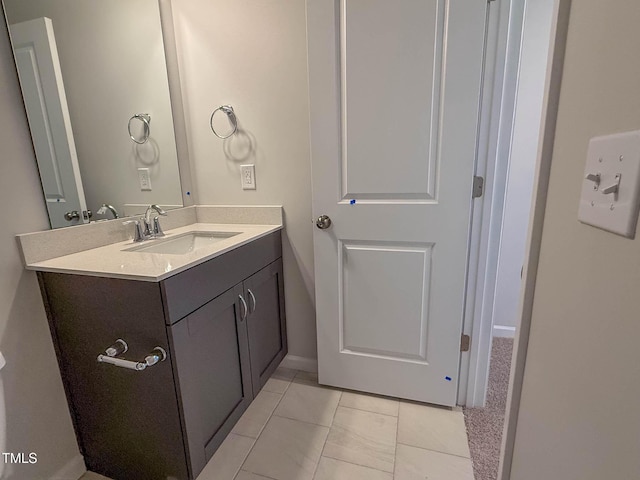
[97,342,166,371]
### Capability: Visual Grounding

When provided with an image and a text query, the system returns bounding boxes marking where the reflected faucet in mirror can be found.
[97,204,119,219]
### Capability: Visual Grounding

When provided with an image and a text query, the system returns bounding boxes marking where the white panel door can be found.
[308,0,487,406]
[10,18,88,228]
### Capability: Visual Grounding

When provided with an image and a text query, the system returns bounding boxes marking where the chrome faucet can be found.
[98,203,119,219]
[123,205,168,243]
[143,204,167,238]
[122,219,144,242]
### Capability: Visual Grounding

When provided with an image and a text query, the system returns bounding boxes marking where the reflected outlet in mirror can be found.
[124,232,241,255]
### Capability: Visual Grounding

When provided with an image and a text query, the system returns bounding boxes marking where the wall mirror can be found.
[2,0,191,229]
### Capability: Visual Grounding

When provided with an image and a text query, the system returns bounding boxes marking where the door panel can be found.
[9,18,87,228]
[341,0,443,201]
[341,242,432,361]
[308,0,487,406]
[169,285,252,478]
[245,260,287,394]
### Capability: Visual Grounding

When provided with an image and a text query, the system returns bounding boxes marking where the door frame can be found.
[460,0,570,406]
[457,0,571,477]
[458,0,526,408]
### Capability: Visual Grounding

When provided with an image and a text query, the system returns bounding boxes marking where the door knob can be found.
[316,215,332,229]
[64,211,80,221]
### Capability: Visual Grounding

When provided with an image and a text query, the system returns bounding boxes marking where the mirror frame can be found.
[158,0,195,208]
[0,0,195,228]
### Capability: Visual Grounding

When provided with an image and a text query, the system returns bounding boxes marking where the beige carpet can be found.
[463,337,514,480]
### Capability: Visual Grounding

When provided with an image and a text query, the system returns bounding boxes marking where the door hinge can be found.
[472,176,484,198]
[460,334,471,352]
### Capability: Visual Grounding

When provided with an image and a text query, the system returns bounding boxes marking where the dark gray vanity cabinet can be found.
[37,231,286,480]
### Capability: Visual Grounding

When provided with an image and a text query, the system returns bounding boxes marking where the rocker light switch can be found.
[578,130,640,238]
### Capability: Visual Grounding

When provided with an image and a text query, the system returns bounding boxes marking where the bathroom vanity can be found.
[19,207,287,480]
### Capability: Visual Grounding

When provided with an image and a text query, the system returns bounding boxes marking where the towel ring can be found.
[128,113,151,144]
[210,105,238,139]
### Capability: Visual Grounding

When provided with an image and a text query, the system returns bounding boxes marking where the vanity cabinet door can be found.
[169,283,253,478]
[245,259,287,394]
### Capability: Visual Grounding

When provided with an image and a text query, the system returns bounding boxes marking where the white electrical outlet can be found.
[138,168,152,191]
[241,164,256,190]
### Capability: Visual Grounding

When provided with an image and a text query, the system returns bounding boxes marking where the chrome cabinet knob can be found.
[316,215,332,230]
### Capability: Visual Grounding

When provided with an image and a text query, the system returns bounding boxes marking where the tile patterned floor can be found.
[199,368,473,480]
[81,367,474,480]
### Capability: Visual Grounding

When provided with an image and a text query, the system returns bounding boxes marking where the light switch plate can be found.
[578,130,640,238]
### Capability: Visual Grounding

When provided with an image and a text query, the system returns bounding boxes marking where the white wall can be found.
[510,1,640,478]
[492,0,555,335]
[172,0,317,360]
[0,17,81,479]
[4,0,183,219]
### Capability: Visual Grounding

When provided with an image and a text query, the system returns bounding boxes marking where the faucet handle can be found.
[153,216,165,237]
[142,217,154,237]
[123,219,144,242]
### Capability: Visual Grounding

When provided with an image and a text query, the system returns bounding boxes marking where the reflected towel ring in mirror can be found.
[210,105,238,139]
[128,113,151,144]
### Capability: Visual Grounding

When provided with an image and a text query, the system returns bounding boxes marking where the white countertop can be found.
[25,223,282,282]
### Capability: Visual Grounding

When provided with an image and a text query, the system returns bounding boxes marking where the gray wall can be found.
[0,17,80,479]
[172,0,317,360]
[510,1,640,478]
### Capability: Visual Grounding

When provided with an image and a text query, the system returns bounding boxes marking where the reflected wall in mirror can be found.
[3,0,184,228]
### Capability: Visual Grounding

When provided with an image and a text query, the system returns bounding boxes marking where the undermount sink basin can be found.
[125,231,241,255]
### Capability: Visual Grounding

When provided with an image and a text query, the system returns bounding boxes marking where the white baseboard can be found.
[280,355,318,373]
[493,325,517,338]
[50,453,86,480]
